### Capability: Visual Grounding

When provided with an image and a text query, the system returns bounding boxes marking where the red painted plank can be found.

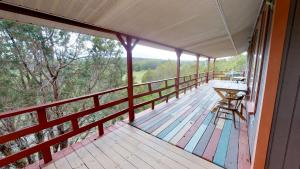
[202,128,222,161]
[238,120,251,169]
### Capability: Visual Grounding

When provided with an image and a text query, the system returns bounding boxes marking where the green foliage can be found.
[214,55,247,72]
[132,58,164,71]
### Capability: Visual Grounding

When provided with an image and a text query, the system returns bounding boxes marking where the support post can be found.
[175,49,182,99]
[206,57,210,83]
[116,34,139,123]
[195,55,200,88]
[37,108,52,163]
[212,58,216,79]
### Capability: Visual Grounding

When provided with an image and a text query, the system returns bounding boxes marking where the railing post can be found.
[93,95,100,107]
[206,57,210,83]
[98,123,104,136]
[213,58,216,79]
[175,49,182,99]
[116,34,139,123]
[195,55,200,88]
[37,108,52,163]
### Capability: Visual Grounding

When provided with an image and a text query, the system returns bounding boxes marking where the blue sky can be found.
[131,44,208,61]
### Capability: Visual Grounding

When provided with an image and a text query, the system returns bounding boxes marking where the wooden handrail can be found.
[0,86,128,119]
[0,72,229,167]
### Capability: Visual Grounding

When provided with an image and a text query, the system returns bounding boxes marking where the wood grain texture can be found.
[131,81,251,169]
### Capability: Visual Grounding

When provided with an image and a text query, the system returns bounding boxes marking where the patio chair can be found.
[213,94,245,128]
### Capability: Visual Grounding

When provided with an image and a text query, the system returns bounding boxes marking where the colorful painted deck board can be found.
[131,81,251,169]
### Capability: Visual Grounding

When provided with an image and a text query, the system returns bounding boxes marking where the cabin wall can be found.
[266,0,300,168]
[246,2,273,160]
[248,39,270,159]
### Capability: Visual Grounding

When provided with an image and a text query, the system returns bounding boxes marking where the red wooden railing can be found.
[0,71,243,167]
[0,73,209,167]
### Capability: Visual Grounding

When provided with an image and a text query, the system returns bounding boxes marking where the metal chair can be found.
[213,94,245,128]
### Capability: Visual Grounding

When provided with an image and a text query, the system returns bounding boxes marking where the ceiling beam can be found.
[215,0,238,55]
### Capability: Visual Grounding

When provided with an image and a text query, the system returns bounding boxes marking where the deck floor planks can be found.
[82,138,120,169]
[138,88,207,130]
[202,114,226,161]
[71,142,104,169]
[160,90,216,141]
[141,98,199,132]
[63,144,88,169]
[184,113,214,152]
[225,116,240,169]
[118,123,221,169]
[34,122,220,169]
[107,127,179,169]
[133,97,178,126]
[162,105,205,141]
[176,109,211,149]
[99,131,154,169]
[166,89,217,145]
[131,81,251,169]
[169,108,205,144]
[152,105,192,136]
[116,124,193,169]
[157,95,207,136]
[192,118,216,156]
[238,119,251,169]
[139,96,197,131]
[91,134,138,169]
[213,117,233,166]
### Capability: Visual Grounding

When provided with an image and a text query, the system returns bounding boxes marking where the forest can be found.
[0,20,246,168]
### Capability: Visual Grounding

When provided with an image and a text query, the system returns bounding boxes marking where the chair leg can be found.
[214,108,220,125]
[232,111,236,128]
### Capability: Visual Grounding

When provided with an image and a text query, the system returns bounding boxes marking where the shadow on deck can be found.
[131,81,251,169]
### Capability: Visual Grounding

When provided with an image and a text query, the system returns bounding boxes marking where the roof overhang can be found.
[0,0,263,58]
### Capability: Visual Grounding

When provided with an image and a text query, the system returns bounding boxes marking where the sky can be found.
[131,44,207,61]
[69,32,235,61]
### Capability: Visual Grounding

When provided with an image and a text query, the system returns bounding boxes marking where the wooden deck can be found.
[29,122,221,169]
[131,81,251,169]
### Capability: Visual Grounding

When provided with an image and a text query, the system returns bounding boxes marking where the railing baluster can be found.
[148,83,152,92]
[98,123,104,136]
[93,95,100,108]
[37,108,52,163]
[71,118,79,131]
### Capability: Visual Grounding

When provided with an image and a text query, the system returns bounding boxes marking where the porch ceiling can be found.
[0,0,262,58]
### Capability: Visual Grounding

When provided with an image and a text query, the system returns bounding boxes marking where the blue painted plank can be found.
[157,104,201,139]
[225,116,240,169]
[160,91,216,141]
[141,94,202,131]
[184,112,214,152]
[162,106,204,141]
[192,120,216,156]
[133,90,200,126]
[213,118,232,166]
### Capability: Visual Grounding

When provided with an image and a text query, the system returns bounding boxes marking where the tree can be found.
[0,20,124,167]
